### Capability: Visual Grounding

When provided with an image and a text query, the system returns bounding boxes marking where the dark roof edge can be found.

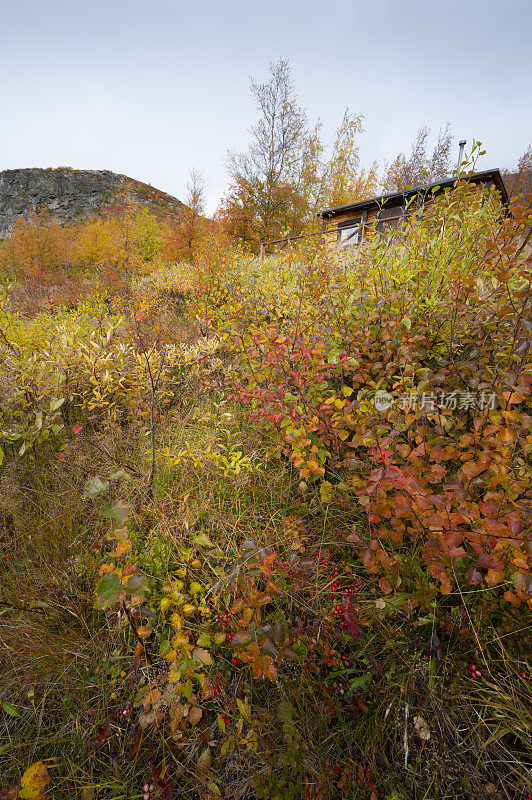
[317,169,508,218]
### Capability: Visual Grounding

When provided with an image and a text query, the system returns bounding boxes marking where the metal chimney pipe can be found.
[456,139,467,172]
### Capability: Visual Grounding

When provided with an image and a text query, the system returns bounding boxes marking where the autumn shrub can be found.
[84,389,531,799]
[1,177,531,799]
[195,181,532,605]
[44,181,525,799]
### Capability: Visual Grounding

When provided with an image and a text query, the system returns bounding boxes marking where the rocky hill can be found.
[0,167,185,238]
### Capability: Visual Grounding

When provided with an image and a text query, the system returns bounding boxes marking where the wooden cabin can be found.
[317,168,509,249]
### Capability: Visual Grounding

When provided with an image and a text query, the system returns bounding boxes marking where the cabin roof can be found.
[317,168,508,219]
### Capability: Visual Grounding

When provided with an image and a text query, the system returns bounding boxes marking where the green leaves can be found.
[194,533,213,548]
[82,476,109,499]
[109,468,129,480]
[1,700,21,717]
[124,574,146,594]
[49,397,65,412]
[99,500,132,524]
[96,572,121,609]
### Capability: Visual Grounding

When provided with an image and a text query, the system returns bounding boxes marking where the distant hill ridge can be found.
[0,167,186,238]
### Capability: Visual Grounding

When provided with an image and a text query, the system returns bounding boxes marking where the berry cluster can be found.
[332,597,362,639]
[468,662,482,679]
[214,612,232,627]
[331,680,346,697]
[142,782,154,800]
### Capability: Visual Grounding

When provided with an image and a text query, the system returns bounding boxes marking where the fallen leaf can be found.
[188,706,203,725]
[413,715,431,741]
[18,761,51,799]
[197,746,212,771]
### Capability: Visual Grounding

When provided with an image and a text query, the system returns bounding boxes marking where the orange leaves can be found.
[110,538,132,558]
[266,580,283,597]
[427,463,447,483]
[461,461,487,481]
[428,562,452,595]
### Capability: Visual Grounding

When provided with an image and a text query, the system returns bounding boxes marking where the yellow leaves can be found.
[18,762,50,800]
[172,632,190,649]
[320,481,334,504]
[98,563,115,577]
[192,647,213,666]
[164,649,177,662]
[169,613,184,631]
[239,606,254,627]
[236,698,252,723]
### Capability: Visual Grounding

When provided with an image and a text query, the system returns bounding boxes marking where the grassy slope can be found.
[0,233,531,798]
[1,394,530,799]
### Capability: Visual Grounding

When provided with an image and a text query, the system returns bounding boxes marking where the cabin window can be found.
[337,217,362,247]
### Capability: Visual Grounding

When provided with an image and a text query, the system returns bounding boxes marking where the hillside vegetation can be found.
[0,168,185,239]
[0,177,531,800]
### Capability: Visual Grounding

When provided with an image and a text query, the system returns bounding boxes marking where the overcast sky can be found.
[1,0,531,213]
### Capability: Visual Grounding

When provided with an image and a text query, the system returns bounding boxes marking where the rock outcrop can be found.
[0,168,184,237]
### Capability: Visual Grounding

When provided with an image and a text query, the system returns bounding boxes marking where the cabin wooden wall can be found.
[323,182,500,248]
